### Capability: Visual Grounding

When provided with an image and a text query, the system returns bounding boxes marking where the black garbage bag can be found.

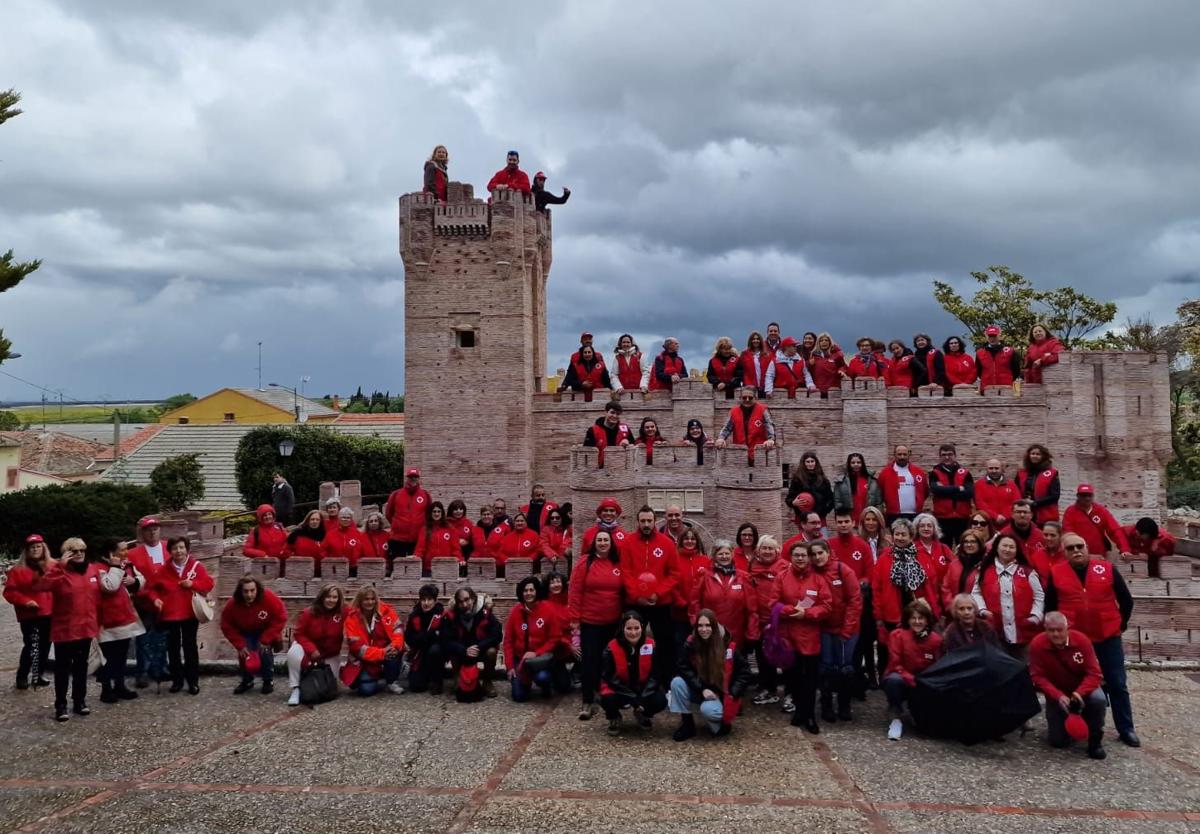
[909,641,1040,744]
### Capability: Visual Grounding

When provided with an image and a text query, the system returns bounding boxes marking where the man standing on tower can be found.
[644,337,687,392]
[487,150,532,195]
[532,171,570,212]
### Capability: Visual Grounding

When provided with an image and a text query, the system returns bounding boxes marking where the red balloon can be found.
[638,571,657,593]
[243,651,262,674]
[793,492,815,512]
[1064,713,1089,741]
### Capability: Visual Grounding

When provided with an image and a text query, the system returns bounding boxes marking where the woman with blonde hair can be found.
[707,336,742,399]
[37,537,104,720]
[808,332,846,394]
[287,584,348,705]
[341,586,405,696]
[4,533,55,689]
[424,144,449,202]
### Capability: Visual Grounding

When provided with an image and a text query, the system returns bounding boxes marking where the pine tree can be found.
[1,89,41,364]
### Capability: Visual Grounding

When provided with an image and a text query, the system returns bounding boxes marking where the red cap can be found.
[406,468,421,478]
[139,517,160,529]
[596,497,622,515]
[780,337,796,349]
[1076,484,1094,495]
[985,326,1001,336]
[25,533,44,544]
[580,332,593,341]
[534,171,546,180]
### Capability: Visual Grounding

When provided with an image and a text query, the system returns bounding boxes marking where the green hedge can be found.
[235,426,405,510]
[1168,479,1200,510]
[0,481,159,557]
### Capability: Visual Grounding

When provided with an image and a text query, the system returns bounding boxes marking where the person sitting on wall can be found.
[976,325,1022,390]
[581,401,631,467]
[243,505,287,559]
[1023,322,1063,385]
[560,343,613,402]
[423,144,449,202]
[1122,517,1177,578]
[644,337,687,392]
[707,337,743,400]
[715,388,776,463]
[487,149,531,196]
[532,171,570,212]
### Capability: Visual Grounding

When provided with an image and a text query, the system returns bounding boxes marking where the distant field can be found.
[4,403,161,424]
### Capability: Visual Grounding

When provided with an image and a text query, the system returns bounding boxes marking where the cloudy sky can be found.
[2,1,1198,402]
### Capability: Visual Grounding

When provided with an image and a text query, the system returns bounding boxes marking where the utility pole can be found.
[41,393,46,430]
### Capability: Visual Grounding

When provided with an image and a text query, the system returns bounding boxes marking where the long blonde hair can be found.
[427,144,448,165]
[712,336,733,356]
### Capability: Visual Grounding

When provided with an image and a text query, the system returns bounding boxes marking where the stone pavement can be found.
[0,607,1197,833]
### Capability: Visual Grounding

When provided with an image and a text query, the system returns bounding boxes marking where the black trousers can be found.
[406,643,446,692]
[53,639,91,709]
[634,604,675,685]
[578,622,616,705]
[100,638,132,691]
[939,517,969,546]
[754,643,781,691]
[785,654,820,723]
[853,584,879,691]
[600,691,667,720]
[164,620,200,687]
[18,616,52,682]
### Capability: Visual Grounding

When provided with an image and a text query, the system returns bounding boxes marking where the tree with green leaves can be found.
[0,410,20,431]
[1,89,41,365]
[933,266,1116,348]
[149,453,206,511]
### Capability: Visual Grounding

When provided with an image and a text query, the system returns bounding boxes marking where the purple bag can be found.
[762,602,796,670]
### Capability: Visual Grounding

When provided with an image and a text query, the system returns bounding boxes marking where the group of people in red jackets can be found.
[559,321,1063,400]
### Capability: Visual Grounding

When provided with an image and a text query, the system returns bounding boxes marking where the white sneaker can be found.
[387,682,406,695]
[888,719,903,740]
[781,694,795,713]
[287,688,301,706]
[752,689,779,706]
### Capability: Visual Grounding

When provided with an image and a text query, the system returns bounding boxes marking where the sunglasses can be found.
[970,520,988,526]
[1065,544,1087,552]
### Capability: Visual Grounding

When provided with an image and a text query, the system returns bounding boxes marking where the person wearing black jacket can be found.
[928,444,975,545]
[440,586,502,699]
[668,612,753,740]
[787,451,836,527]
[532,171,570,212]
[271,473,295,526]
[404,584,447,694]
[911,333,942,388]
[599,610,667,736]
[581,401,631,449]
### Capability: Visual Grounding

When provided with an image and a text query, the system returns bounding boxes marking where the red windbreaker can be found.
[35,563,102,643]
[1062,503,1130,555]
[767,564,832,655]
[146,557,215,623]
[813,559,863,639]
[384,486,431,543]
[1023,337,1063,384]
[243,505,287,558]
[567,555,624,626]
[294,605,348,659]
[942,352,977,386]
[620,531,679,604]
[220,588,288,649]
[885,628,943,685]
[691,566,760,645]
[3,563,54,621]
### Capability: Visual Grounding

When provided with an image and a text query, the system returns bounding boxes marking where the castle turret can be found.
[399,185,552,507]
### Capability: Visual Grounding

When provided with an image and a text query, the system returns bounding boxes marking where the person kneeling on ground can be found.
[669,609,751,741]
[1029,611,1108,759]
[600,610,667,736]
[882,599,943,741]
[505,576,571,702]
[287,584,348,706]
[441,586,502,702]
[404,584,447,695]
[340,587,405,696]
[220,576,287,696]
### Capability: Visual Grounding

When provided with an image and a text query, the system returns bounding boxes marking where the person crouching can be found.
[600,610,667,736]
[669,609,752,740]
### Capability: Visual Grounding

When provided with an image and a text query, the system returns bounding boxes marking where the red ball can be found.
[793,492,815,512]
[638,571,658,593]
[1064,713,1089,741]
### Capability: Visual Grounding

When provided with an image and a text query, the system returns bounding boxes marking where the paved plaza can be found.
[0,608,1197,834]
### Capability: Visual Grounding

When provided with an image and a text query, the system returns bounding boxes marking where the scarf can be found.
[889,543,926,591]
[715,562,736,577]
[595,518,620,533]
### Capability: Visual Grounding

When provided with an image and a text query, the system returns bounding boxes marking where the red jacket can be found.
[294,605,348,659]
[813,559,862,638]
[384,486,431,543]
[4,563,54,622]
[614,351,643,390]
[1028,630,1102,700]
[539,526,573,559]
[977,344,1019,387]
[1048,559,1123,641]
[876,463,929,515]
[940,558,981,613]
[747,557,789,623]
[97,564,141,631]
[620,530,679,604]
[1062,503,1129,555]
[845,353,887,380]
[286,534,324,561]
[708,354,739,386]
[942,352,977,386]
[568,555,625,626]
[342,602,405,684]
[503,600,566,670]
[808,350,845,392]
[487,166,531,195]
[828,534,874,582]
[885,354,915,388]
[930,465,973,521]
[220,588,288,649]
[975,562,1042,645]
[974,478,1020,525]
[767,565,832,656]
[1014,467,1060,524]
[146,558,215,623]
[1123,526,1176,559]
[885,628,943,685]
[648,351,686,391]
[915,538,954,585]
[415,523,459,569]
[673,549,711,613]
[726,402,770,454]
[497,529,541,565]
[691,566,760,645]
[356,529,391,562]
[738,349,772,390]
[36,563,103,643]
[243,505,287,558]
[323,524,365,566]
[1023,337,1063,384]
[871,548,942,624]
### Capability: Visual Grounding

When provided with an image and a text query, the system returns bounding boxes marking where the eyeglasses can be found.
[1065,544,1087,552]
[969,520,988,527]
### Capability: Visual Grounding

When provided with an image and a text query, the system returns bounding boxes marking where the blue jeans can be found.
[356,656,402,697]
[819,633,859,676]
[1092,636,1135,734]
[511,656,572,702]
[240,634,274,684]
[668,676,724,734]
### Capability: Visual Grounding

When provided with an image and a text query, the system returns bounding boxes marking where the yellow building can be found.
[157,388,339,426]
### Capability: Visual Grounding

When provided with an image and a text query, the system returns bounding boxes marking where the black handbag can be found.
[299,662,339,705]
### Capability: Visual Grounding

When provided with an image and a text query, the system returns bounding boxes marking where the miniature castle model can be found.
[399,182,1173,544]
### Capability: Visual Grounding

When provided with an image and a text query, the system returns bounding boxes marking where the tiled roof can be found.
[234,388,338,419]
[0,430,106,476]
[100,422,406,509]
[94,424,166,462]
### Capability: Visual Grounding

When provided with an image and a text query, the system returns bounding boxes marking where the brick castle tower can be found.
[399,183,552,509]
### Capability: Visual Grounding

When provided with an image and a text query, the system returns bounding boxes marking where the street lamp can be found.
[268,381,300,421]
[278,438,295,457]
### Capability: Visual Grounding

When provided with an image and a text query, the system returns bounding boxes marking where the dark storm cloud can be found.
[1,0,1197,399]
